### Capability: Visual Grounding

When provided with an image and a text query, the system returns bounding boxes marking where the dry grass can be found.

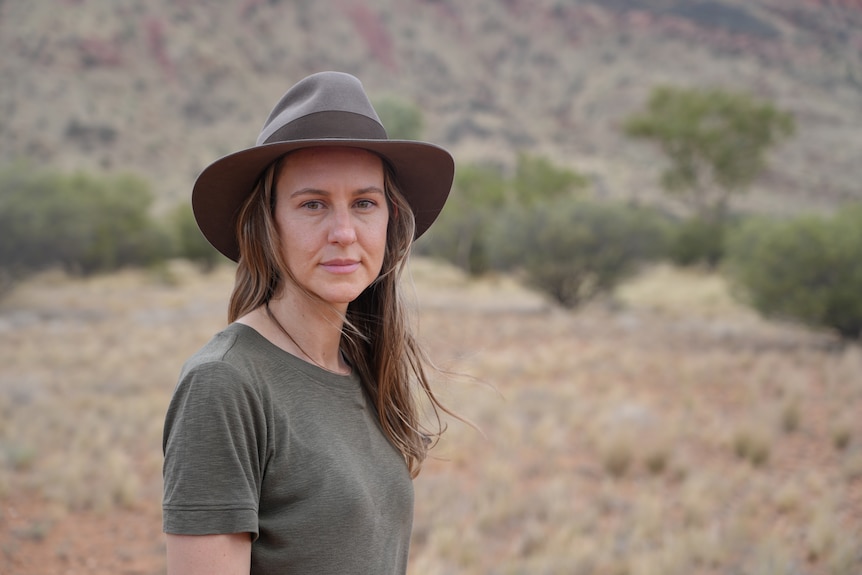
[0,260,861,574]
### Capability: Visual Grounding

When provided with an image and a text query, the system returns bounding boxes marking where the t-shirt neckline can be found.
[229,322,360,390]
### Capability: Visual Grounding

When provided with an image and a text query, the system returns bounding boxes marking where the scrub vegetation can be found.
[0,259,860,574]
[0,165,223,294]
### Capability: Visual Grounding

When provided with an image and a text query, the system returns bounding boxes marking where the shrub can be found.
[488,198,665,308]
[415,162,507,275]
[168,202,223,272]
[416,155,588,276]
[0,165,171,286]
[667,216,728,268]
[373,96,424,140]
[724,206,862,340]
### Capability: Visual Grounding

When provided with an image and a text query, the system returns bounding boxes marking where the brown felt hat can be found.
[192,71,455,262]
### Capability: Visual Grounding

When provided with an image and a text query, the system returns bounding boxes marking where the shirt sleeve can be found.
[162,359,267,539]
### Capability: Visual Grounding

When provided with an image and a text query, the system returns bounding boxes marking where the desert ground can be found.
[0,258,860,575]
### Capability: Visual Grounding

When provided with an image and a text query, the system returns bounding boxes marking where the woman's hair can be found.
[228,152,451,477]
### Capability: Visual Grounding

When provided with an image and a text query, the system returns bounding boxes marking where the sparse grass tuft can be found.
[2,442,37,471]
[825,527,862,575]
[732,426,771,467]
[805,507,838,564]
[772,481,804,515]
[780,400,801,434]
[13,520,51,543]
[832,425,852,451]
[601,436,635,479]
[843,452,862,481]
[643,448,669,476]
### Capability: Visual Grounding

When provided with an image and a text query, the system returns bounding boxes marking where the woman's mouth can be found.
[321,259,360,274]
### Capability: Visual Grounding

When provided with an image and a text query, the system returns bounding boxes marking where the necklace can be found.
[264,301,348,375]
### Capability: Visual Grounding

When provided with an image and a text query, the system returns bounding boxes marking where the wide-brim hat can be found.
[192,71,455,262]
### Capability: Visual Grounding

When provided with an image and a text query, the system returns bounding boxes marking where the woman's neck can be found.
[241,290,350,375]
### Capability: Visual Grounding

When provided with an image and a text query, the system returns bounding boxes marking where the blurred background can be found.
[1,1,861,574]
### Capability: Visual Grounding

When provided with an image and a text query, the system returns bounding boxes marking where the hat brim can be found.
[192,139,454,262]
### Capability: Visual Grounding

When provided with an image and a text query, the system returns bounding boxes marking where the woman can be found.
[162,72,456,574]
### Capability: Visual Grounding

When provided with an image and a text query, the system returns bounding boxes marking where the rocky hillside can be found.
[1,0,860,213]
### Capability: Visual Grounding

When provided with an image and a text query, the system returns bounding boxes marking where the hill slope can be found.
[1,0,860,212]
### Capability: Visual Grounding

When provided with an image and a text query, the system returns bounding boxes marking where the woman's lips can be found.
[321,259,360,274]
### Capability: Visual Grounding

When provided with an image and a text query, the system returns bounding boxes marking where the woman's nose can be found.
[328,208,357,245]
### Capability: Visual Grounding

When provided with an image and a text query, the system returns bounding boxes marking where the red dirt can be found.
[1,493,165,575]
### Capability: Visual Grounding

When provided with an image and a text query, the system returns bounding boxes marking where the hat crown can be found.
[256,72,388,146]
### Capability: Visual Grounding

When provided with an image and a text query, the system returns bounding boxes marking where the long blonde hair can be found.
[228,153,450,477]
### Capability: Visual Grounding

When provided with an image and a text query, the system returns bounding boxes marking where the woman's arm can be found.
[166,533,252,575]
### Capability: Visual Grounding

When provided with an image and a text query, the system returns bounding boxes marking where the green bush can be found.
[373,96,424,140]
[415,162,507,275]
[724,206,862,340]
[168,203,223,272]
[488,198,665,308]
[0,165,171,284]
[667,216,729,268]
[416,155,588,276]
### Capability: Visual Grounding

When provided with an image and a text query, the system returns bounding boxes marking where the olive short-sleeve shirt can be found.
[163,323,414,574]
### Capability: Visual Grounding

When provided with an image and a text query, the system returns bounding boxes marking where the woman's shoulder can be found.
[177,323,275,393]
[184,323,254,364]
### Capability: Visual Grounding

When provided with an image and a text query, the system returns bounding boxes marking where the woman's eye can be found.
[302,200,325,210]
[355,199,376,209]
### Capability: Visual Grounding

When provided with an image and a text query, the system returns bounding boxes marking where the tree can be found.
[511,152,588,205]
[624,86,795,221]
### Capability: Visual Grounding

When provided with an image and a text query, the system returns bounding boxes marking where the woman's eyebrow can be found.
[289,186,385,198]
[354,186,385,196]
[289,187,328,198]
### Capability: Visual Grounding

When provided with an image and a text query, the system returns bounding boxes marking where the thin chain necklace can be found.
[264,301,347,375]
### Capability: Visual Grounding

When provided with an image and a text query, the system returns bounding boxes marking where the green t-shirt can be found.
[163,323,414,574]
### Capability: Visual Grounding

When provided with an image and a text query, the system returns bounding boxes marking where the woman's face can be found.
[274,146,389,310]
